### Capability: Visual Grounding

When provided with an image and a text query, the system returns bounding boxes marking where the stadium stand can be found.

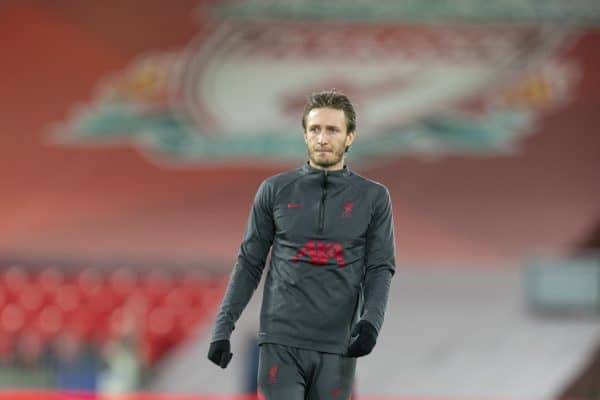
[0,265,226,391]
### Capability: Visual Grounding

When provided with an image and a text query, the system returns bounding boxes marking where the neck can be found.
[308,159,345,171]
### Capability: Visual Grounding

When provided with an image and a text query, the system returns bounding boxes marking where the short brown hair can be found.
[302,90,356,134]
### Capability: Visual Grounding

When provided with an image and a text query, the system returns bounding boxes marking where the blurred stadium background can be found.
[1,0,600,398]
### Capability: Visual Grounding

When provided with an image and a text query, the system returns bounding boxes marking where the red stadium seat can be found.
[141,270,172,305]
[0,303,25,335]
[76,268,103,298]
[162,288,191,310]
[107,267,138,305]
[18,282,45,314]
[35,304,64,340]
[2,266,29,301]
[64,308,95,341]
[52,282,81,314]
[36,266,64,297]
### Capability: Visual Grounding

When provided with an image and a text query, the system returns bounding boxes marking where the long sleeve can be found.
[361,186,396,334]
[210,180,275,341]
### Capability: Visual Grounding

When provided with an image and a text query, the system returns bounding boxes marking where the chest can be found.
[272,183,371,243]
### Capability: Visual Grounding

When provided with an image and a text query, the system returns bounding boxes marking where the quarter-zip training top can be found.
[211,163,395,354]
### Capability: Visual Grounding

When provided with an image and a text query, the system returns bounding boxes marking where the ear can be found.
[346,131,356,148]
[303,129,309,145]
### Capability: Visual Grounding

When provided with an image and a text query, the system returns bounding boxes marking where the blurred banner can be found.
[1,0,600,268]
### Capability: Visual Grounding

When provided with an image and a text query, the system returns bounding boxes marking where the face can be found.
[304,108,356,171]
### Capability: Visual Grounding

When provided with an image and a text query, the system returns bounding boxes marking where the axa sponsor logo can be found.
[291,240,345,267]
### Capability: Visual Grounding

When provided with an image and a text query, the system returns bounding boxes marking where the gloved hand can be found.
[208,339,233,368]
[346,320,378,357]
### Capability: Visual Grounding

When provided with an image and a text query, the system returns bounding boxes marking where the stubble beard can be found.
[308,146,345,169]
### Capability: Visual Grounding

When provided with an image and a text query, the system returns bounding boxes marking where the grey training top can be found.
[211,163,395,354]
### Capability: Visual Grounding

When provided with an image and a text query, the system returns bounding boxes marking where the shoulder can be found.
[262,168,304,192]
[255,168,304,200]
[348,171,390,197]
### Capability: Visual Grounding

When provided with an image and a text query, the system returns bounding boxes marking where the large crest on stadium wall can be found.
[52,1,580,167]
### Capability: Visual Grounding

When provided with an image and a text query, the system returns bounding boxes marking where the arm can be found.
[362,186,395,333]
[347,186,395,357]
[208,180,275,366]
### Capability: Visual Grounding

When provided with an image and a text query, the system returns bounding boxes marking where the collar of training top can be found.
[300,161,352,177]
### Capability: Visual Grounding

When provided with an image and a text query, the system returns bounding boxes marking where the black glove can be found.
[346,320,378,358]
[208,339,233,368]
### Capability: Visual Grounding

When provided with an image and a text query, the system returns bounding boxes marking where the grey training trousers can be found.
[258,343,356,400]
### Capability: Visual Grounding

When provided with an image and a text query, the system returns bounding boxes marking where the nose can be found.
[316,131,327,145]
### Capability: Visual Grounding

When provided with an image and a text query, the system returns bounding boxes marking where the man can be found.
[208,90,395,399]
